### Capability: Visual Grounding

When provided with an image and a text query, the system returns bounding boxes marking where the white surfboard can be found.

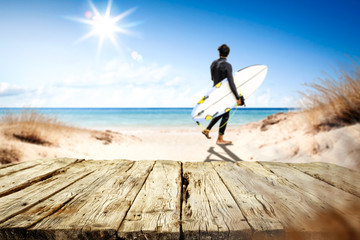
[192,65,268,122]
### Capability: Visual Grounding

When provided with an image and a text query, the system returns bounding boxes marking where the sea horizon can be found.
[0,107,297,129]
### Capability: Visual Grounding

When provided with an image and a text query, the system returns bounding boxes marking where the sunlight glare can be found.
[70,0,138,54]
[92,15,116,38]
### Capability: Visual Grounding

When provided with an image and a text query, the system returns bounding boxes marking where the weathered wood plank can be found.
[182,162,251,240]
[118,160,181,240]
[28,160,155,240]
[0,160,133,240]
[0,158,73,177]
[0,158,81,197]
[259,161,360,236]
[0,160,39,175]
[237,161,360,238]
[289,162,360,198]
[0,159,95,226]
[0,162,19,170]
[211,161,284,240]
[0,159,358,240]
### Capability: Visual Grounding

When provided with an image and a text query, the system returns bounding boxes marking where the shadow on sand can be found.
[204,144,244,162]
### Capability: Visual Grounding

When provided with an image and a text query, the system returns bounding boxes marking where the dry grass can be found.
[0,109,69,146]
[299,60,360,131]
[0,147,21,164]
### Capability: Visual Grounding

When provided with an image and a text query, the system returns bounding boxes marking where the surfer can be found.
[202,44,245,145]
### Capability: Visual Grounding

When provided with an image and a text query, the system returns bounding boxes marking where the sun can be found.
[69,0,137,54]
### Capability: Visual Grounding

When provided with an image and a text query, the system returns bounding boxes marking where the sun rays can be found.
[68,0,139,54]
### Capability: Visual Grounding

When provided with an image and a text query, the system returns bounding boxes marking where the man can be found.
[202,44,245,145]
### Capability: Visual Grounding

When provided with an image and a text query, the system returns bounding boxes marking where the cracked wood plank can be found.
[118,160,181,240]
[0,160,132,240]
[28,160,154,240]
[211,161,284,240]
[182,162,252,240]
[259,161,360,236]
[0,159,41,177]
[289,162,360,198]
[0,159,95,227]
[0,158,81,198]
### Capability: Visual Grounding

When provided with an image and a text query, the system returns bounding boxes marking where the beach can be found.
[1,108,359,170]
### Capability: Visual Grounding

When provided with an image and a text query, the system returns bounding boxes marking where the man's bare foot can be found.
[216,135,232,145]
[202,129,211,139]
[216,139,232,145]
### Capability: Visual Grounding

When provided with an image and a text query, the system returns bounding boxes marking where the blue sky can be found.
[0,0,359,107]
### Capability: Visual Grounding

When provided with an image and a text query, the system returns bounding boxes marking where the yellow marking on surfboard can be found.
[205,115,213,120]
[225,108,231,112]
[198,96,205,104]
[215,82,221,88]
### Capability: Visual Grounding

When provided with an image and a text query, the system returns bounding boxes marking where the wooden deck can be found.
[0,158,359,240]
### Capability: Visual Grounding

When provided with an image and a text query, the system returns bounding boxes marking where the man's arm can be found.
[227,64,245,106]
[226,64,240,100]
[210,61,215,82]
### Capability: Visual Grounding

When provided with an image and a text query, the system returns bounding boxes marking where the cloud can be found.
[245,88,272,107]
[0,82,26,97]
[58,59,174,89]
[0,58,200,107]
[257,89,271,107]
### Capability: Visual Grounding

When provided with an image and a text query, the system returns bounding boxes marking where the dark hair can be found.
[218,44,230,57]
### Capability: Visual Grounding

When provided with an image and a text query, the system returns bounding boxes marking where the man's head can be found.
[218,44,230,57]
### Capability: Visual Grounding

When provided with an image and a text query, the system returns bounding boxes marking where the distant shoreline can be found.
[0,107,296,129]
[0,107,298,110]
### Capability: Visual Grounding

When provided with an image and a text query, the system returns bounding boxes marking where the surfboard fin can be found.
[196,110,204,117]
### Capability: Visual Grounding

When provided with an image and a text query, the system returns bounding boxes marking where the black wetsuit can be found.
[206,57,240,135]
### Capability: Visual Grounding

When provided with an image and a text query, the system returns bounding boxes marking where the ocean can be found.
[0,108,294,129]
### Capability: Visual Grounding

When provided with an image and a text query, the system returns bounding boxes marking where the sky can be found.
[0,0,359,108]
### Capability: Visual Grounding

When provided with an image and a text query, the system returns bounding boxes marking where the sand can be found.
[1,111,359,170]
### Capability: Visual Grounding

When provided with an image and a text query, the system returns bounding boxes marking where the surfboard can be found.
[191,64,268,122]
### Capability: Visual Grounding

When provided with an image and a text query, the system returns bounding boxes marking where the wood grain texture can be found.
[211,161,284,240]
[0,158,80,198]
[182,162,251,240]
[0,158,358,240]
[0,159,94,226]
[289,162,360,198]
[118,160,181,240]
[27,160,154,240]
[0,160,116,240]
[0,160,40,177]
[259,161,360,237]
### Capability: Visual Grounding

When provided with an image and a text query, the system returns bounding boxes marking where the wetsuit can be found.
[206,57,240,135]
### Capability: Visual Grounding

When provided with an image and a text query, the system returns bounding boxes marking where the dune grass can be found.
[299,60,360,131]
[0,109,68,146]
[0,147,21,164]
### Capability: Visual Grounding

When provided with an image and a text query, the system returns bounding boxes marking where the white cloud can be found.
[280,95,297,108]
[257,89,271,107]
[0,82,26,97]
[245,88,272,107]
[8,59,291,108]
[1,58,201,107]
[59,59,173,89]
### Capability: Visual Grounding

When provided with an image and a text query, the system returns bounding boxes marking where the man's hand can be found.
[237,96,245,106]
